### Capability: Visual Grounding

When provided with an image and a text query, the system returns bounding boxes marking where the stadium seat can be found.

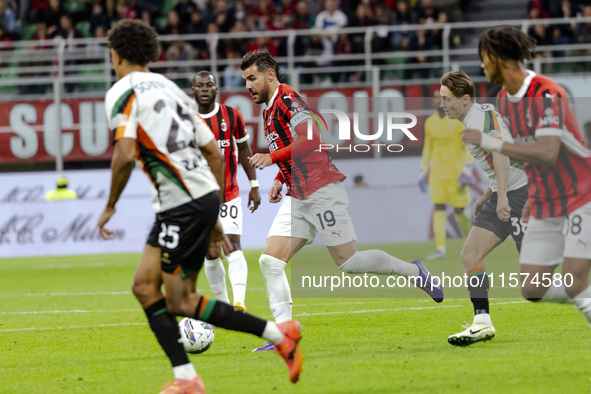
[75,21,91,38]
[64,0,86,13]
[162,0,177,14]
[21,23,39,40]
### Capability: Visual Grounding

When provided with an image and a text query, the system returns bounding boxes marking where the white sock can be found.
[203,257,230,303]
[227,250,248,306]
[259,254,292,322]
[339,250,420,277]
[261,321,284,344]
[540,283,574,304]
[473,313,492,325]
[573,285,591,325]
[172,363,197,380]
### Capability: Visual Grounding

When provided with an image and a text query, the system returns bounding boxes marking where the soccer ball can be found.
[178,317,215,354]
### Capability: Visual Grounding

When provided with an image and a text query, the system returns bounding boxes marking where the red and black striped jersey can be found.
[263,83,345,199]
[199,103,249,201]
[496,71,591,218]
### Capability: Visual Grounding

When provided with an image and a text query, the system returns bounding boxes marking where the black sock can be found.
[195,296,267,337]
[467,272,490,315]
[144,298,189,367]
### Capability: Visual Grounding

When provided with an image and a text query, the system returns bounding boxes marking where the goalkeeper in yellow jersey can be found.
[420,91,473,259]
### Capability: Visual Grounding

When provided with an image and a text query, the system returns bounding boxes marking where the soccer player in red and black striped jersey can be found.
[463,25,591,326]
[241,51,444,351]
[192,71,261,312]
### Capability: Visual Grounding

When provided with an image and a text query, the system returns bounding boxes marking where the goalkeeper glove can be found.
[457,163,474,187]
[418,168,429,193]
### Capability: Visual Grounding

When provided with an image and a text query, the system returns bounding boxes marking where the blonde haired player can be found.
[420,91,472,260]
[440,70,529,346]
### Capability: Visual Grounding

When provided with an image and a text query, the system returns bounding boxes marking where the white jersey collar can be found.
[507,70,536,103]
[199,102,220,119]
[266,86,280,108]
[461,103,480,126]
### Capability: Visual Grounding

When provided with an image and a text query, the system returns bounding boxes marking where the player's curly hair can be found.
[478,25,536,63]
[107,19,159,66]
[441,71,475,98]
[239,50,284,81]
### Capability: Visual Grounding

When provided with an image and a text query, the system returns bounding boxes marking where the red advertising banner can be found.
[0,83,489,164]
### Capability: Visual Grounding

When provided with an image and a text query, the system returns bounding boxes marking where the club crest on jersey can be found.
[221,120,228,132]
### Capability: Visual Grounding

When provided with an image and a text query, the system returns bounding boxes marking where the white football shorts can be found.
[267,181,357,246]
[520,201,591,265]
[219,196,243,235]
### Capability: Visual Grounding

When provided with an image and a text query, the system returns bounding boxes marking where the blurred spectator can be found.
[206,22,227,58]
[247,35,278,57]
[418,0,447,48]
[187,9,208,58]
[42,0,65,36]
[243,12,260,31]
[290,0,314,29]
[116,0,137,20]
[234,0,246,21]
[212,0,236,32]
[302,34,334,84]
[160,10,186,35]
[267,6,288,31]
[527,0,549,19]
[549,0,576,57]
[52,14,83,93]
[405,29,433,79]
[226,20,249,55]
[19,22,51,94]
[528,23,552,47]
[392,0,418,50]
[223,49,243,88]
[314,0,348,32]
[27,0,49,23]
[0,0,16,34]
[174,0,198,29]
[166,39,195,74]
[87,24,107,58]
[89,2,110,37]
[575,4,591,44]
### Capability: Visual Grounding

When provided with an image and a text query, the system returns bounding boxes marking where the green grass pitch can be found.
[1,239,590,393]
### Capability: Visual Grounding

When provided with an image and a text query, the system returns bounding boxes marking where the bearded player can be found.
[192,71,261,311]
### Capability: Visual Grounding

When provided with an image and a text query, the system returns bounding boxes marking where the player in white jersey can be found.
[97,20,303,393]
[439,71,529,346]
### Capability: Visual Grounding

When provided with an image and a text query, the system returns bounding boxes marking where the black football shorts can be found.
[473,185,529,252]
[147,191,219,277]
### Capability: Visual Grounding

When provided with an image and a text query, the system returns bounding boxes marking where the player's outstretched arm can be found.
[463,129,561,165]
[200,139,226,202]
[237,140,261,212]
[98,137,136,239]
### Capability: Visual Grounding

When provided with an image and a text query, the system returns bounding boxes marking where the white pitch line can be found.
[0,301,529,332]
[1,288,267,297]
[294,300,529,317]
[0,309,138,315]
[0,322,147,332]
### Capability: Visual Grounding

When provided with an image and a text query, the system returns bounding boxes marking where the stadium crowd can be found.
[527,0,591,68]
[2,0,472,88]
[1,0,589,91]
